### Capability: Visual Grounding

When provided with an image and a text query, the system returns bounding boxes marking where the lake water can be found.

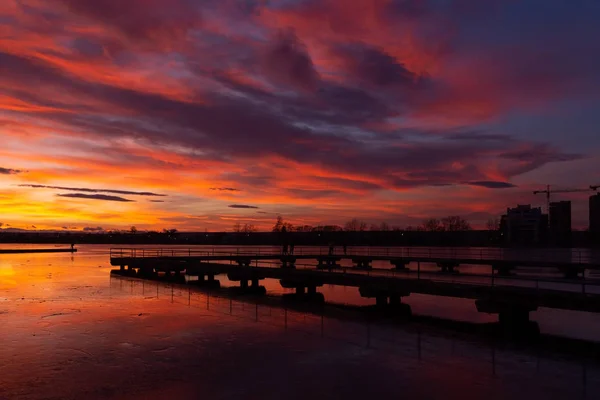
[1,244,600,399]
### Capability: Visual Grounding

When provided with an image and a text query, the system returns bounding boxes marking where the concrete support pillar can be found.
[295,286,305,295]
[241,280,249,289]
[307,286,317,295]
[207,274,215,282]
[476,299,538,335]
[498,309,530,328]
[120,265,125,271]
[389,295,402,306]
[251,278,259,288]
[376,295,388,307]
[494,264,513,276]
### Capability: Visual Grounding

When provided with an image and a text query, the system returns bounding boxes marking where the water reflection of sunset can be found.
[2,246,600,399]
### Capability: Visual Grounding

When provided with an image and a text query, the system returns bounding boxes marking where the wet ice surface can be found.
[1,245,600,399]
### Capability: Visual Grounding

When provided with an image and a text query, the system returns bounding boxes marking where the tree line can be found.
[266,215,475,233]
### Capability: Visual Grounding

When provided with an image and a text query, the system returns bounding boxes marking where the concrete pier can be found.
[110,247,600,333]
[0,248,77,254]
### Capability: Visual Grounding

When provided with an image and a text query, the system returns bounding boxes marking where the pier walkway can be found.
[110,246,600,274]
[0,248,77,254]
[110,246,600,330]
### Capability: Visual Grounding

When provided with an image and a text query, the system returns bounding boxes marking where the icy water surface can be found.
[1,245,600,399]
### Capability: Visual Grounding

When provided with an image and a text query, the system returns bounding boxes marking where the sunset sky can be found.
[1,0,600,232]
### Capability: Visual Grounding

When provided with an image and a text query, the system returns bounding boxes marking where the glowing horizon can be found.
[1,0,600,232]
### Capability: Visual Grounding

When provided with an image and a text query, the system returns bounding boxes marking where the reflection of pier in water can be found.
[110,275,600,396]
[110,246,600,333]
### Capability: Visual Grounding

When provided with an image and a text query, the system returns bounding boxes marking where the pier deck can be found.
[110,247,600,319]
[0,248,77,254]
[110,246,600,270]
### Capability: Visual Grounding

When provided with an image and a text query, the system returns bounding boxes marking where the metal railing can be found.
[110,246,600,265]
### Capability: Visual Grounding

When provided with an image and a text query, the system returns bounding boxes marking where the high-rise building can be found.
[590,194,600,235]
[500,204,548,245]
[549,201,571,246]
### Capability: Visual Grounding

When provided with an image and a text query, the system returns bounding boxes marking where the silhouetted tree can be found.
[273,215,293,232]
[240,224,256,233]
[233,222,242,233]
[422,217,471,232]
[370,222,390,231]
[422,218,443,232]
[272,216,283,232]
[130,226,138,234]
[313,225,343,232]
[345,218,367,231]
[486,217,500,231]
[441,216,472,231]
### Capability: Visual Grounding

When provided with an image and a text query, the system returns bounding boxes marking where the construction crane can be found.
[533,185,594,213]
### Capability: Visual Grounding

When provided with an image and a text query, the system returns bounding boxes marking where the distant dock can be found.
[0,248,77,254]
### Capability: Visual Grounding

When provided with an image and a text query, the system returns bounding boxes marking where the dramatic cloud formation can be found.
[210,188,240,192]
[0,168,23,175]
[57,194,135,202]
[468,181,517,189]
[20,185,165,197]
[1,0,599,230]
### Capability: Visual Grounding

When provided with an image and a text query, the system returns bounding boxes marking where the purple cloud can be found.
[57,193,135,202]
[264,29,319,90]
[20,184,165,197]
[468,181,517,189]
[0,167,23,175]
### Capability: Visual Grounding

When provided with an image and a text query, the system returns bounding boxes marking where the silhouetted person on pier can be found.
[290,244,295,255]
[328,243,334,255]
[70,243,75,251]
[281,225,288,255]
[343,244,347,255]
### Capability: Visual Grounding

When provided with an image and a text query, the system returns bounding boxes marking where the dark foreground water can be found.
[2,245,600,399]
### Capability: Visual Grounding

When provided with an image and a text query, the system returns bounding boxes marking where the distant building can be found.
[500,204,548,245]
[549,201,572,246]
[590,194,600,239]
